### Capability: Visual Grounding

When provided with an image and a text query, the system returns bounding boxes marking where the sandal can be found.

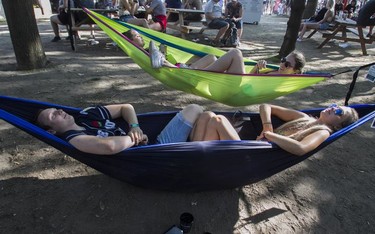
[210,40,223,47]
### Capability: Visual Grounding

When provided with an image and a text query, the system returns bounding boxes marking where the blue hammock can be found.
[1,95,374,191]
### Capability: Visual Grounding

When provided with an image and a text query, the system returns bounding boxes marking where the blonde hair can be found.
[331,107,359,131]
[327,0,335,10]
[276,107,359,141]
[276,118,332,141]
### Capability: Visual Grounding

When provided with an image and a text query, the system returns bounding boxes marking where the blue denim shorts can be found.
[319,22,330,30]
[156,112,193,144]
[119,14,135,22]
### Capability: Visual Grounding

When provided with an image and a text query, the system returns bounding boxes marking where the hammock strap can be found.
[68,0,75,51]
[345,62,375,106]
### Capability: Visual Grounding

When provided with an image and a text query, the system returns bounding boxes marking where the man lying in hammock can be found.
[123,29,306,75]
[189,104,359,156]
[36,103,203,155]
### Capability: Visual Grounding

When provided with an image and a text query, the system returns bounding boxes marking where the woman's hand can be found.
[256,121,274,140]
[256,60,267,69]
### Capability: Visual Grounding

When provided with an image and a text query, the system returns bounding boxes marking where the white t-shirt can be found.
[204,0,222,23]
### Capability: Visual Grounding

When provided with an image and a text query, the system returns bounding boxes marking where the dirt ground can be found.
[1,13,375,234]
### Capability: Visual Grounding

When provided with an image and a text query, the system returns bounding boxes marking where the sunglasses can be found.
[328,104,344,116]
[280,57,292,68]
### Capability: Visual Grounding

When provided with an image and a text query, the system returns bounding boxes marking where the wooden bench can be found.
[68,8,118,51]
[166,8,220,38]
[167,20,219,38]
[317,18,373,55]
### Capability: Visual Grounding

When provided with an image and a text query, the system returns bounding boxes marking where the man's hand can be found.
[127,127,144,145]
[139,134,148,146]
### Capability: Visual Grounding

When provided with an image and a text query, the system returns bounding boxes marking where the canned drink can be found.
[365,65,375,82]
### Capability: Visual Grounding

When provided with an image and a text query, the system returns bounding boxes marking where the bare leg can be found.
[127,18,150,28]
[298,22,304,31]
[299,23,319,39]
[237,28,242,41]
[189,55,217,69]
[148,22,163,32]
[202,114,240,141]
[203,49,245,74]
[50,15,62,37]
[190,111,216,141]
[369,25,374,36]
[214,24,230,42]
[180,104,203,125]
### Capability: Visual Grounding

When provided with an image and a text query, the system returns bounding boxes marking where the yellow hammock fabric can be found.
[84,8,329,106]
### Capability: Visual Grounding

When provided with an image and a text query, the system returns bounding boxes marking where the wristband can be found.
[263,122,272,125]
[129,123,139,128]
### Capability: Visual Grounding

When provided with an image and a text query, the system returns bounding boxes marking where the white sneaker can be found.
[297,38,303,42]
[149,41,164,69]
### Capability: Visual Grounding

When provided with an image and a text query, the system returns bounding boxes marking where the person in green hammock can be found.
[123,29,306,74]
[149,40,306,74]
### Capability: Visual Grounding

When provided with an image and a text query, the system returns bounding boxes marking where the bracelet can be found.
[263,122,272,125]
[129,123,139,128]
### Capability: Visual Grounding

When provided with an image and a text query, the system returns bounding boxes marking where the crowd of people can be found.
[47,0,244,47]
[48,0,375,44]
[297,0,375,41]
[40,1,370,156]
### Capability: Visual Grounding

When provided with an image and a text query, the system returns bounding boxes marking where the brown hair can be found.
[35,109,51,130]
[289,50,306,74]
[122,30,135,40]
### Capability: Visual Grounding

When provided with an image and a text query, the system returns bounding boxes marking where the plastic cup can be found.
[179,212,194,233]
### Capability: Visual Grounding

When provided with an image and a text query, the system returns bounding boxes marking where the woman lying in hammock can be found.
[149,40,306,74]
[189,104,359,156]
[123,29,306,75]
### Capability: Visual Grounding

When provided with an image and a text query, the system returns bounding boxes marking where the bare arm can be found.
[104,104,146,145]
[318,9,333,24]
[256,104,308,140]
[69,135,137,155]
[263,129,330,156]
[130,1,139,15]
[120,0,132,12]
[235,7,243,21]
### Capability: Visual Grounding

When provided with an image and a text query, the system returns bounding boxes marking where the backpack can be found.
[225,27,239,47]
[221,20,239,47]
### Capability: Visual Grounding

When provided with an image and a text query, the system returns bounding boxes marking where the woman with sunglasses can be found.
[249,50,305,74]
[189,104,359,156]
[150,42,306,75]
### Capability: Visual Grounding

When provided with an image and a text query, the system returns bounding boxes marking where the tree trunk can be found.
[278,0,305,58]
[302,0,318,19]
[3,0,48,70]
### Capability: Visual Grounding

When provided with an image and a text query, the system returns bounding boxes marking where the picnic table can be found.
[166,8,210,38]
[68,8,119,50]
[317,18,373,55]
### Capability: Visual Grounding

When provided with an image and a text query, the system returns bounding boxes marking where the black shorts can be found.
[57,9,69,25]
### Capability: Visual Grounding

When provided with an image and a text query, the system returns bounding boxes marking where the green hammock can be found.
[84,8,329,106]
